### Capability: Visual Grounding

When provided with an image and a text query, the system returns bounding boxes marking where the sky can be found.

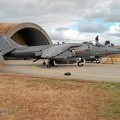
[0,0,120,45]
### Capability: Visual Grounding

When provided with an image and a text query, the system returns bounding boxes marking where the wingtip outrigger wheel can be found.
[43,62,46,65]
[43,59,46,65]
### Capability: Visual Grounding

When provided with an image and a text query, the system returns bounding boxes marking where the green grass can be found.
[30,77,120,119]
[98,82,120,120]
[37,79,120,119]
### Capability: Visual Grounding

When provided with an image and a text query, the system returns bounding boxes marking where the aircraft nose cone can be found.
[108,48,120,55]
[118,48,120,53]
[114,48,120,54]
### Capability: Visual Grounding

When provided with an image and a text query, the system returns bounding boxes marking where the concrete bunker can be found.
[0,22,52,46]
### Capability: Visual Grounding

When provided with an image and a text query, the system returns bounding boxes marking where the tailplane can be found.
[0,34,21,56]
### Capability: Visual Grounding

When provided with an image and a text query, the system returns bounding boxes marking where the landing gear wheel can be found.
[96,60,101,64]
[47,60,54,68]
[47,64,50,68]
[49,60,54,66]
[78,62,84,67]
[43,62,46,65]
[77,58,85,67]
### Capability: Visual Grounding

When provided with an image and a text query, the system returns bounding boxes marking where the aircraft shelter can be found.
[0,22,52,46]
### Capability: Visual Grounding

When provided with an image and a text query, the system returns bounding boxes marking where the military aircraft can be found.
[0,34,119,68]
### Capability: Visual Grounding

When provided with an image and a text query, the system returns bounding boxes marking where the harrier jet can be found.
[0,34,119,67]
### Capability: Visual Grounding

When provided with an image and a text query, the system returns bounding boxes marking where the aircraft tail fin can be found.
[0,34,21,56]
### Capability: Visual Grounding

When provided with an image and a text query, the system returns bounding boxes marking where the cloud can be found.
[83,0,120,23]
[107,23,120,37]
[0,0,119,24]
[0,0,120,45]
[55,27,70,31]
[78,20,109,33]
[47,28,98,43]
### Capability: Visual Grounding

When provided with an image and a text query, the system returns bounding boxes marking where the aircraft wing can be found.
[41,43,82,58]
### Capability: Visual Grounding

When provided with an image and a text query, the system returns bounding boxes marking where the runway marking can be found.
[33,66,63,74]
[33,66,120,79]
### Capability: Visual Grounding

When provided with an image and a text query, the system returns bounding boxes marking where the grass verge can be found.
[0,61,4,68]
[0,73,120,120]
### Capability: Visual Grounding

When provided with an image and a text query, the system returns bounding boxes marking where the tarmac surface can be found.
[1,60,120,82]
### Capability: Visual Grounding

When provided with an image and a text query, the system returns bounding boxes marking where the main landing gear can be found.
[77,58,85,67]
[47,60,54,68]
[42,60,55,68]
